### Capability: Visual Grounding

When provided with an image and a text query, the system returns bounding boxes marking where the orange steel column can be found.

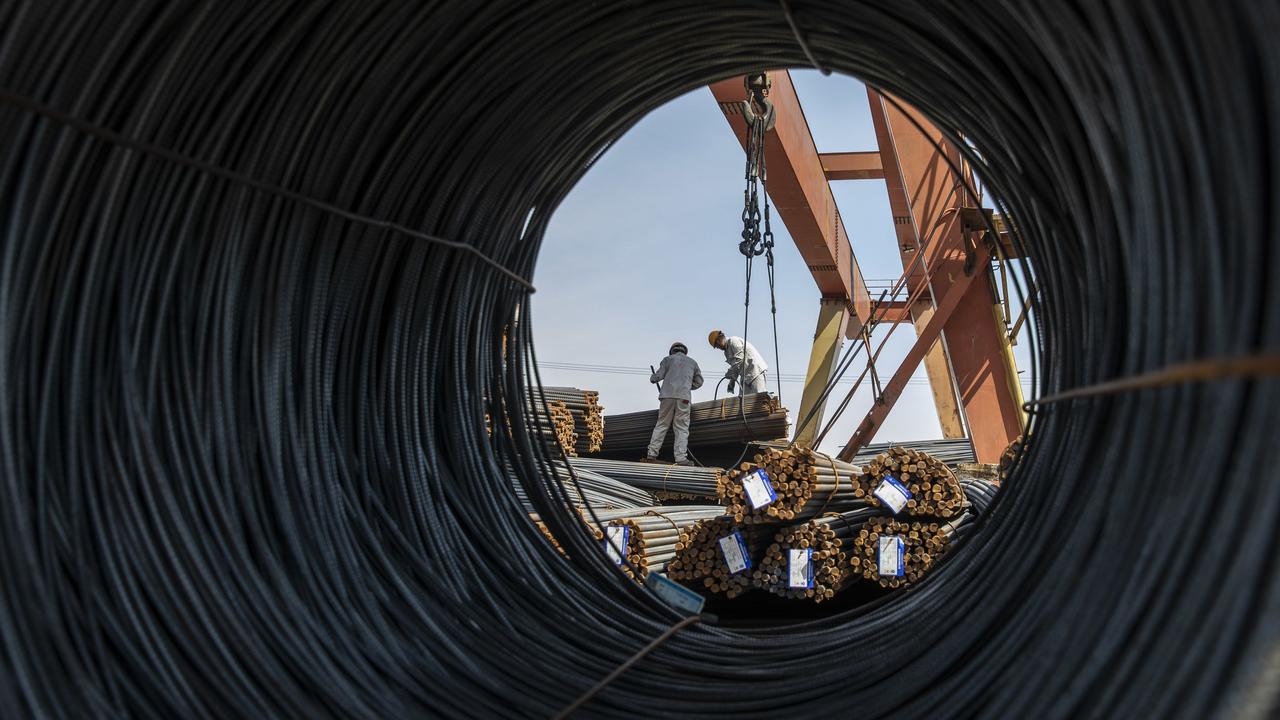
[838,242,992,461]
[868,90,1024,462]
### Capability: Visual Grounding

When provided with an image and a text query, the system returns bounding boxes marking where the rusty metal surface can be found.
[837,241,992,461]
[710,73,871,327]
[818,151,885,180]
[868,90,1024,462]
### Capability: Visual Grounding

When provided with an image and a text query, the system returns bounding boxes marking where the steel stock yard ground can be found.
[0,1,1277,719]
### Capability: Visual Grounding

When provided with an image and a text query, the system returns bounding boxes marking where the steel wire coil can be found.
[0,1,1277,718]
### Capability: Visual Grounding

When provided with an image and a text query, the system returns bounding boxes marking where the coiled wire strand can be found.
[0,1,1277,718]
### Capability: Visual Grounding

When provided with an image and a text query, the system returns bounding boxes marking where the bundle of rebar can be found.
[848,515,975,589]
[583,506,726,579]
[999,435,1025,485]
[953,463,1000,485]
[521,401,576,457]
[542,387,605,454]
[755,508,879,602]
[568,457,723,502]
[510,465,656,511]
[548,401,577,456]
[595,393,788,459]
[855,447,966,518]
[850,438,977,466]
[717,446,867,524]
[530,516,566,556]
[489,389,577,458]
[667,516,768,598]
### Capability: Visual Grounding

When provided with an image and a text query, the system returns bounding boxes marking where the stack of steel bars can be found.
[850,438,976,466]
[755,507,879,602]
[717,446,867,523]
[548,401,577,456]
[568,457,723,503]
[594,392,788,461]
[666,516,769,599]
[662,447,1001,602]
[839,448,988,590]
[542,387,605,454]
[510,464,656,511]
[998,435,1025,485]
[517,394,578,456]
[854,447,966,518]
[953,462,1001,487]
[531,517,565,556]
[581,506,726,580]
[848,515,977,589]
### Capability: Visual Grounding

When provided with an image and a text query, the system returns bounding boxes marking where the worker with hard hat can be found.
[708,330,768,395]
[644,341,703,465]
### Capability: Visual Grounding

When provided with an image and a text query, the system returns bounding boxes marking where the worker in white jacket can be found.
[644,342,703,465]
[708,330,768,394]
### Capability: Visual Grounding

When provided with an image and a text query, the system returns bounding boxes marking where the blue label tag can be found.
[878,535,905,577]
[717,531,752,574]
[741,468,777,509]
[736,532,753,572]
[874,474,912,515]
[646,573,706,615]
[788,548,814,589]
[603,525,630,565]
[885,475,911,498]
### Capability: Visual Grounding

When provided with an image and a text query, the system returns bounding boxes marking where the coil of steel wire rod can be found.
[0,1,1277,718]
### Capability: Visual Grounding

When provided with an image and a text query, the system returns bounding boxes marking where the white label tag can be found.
[604,525,629,565]
[874,475,912,515]
[878,535,904,577]
[741,468,777,509]
[788,548,813,588]
[718,532,750,574]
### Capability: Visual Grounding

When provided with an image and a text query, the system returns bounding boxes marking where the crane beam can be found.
[866,90,1025,461]
[709,73,872,325]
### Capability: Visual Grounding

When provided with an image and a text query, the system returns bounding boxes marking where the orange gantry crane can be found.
[709,71,1024,463]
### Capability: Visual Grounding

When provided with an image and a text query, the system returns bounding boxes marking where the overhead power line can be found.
[537,360,1033,387]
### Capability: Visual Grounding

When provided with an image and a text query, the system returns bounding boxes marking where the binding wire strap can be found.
[1,1,1278,718]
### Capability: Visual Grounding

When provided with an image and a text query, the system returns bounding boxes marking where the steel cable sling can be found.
[0,1,1277,719]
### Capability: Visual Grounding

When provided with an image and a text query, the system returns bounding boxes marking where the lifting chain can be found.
[739,72,776,260]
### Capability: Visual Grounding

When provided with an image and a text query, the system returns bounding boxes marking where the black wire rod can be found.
[0,1,1277,718]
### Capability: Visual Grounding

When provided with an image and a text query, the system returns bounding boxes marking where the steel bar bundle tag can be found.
[741,468,777,509]
[873,475,912,515]
[604,525,629,565]
[788,548,814,589]
[718,532,752,574]
[645,574,705,615]
[878,536,905,577]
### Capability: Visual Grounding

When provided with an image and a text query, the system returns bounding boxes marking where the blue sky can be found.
[530,70,1032,457]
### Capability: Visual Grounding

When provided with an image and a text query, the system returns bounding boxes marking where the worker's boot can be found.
[640,456,659,464]
[673,458,692,466]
